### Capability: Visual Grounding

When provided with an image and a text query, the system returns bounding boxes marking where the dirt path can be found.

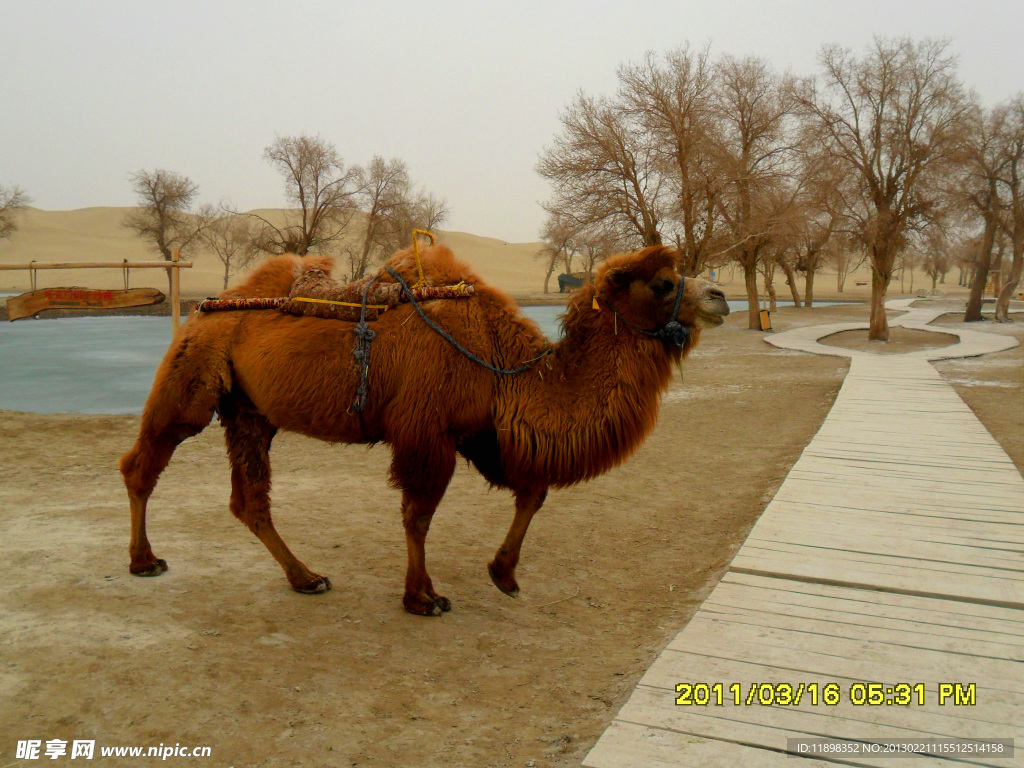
[2,302,1014,767]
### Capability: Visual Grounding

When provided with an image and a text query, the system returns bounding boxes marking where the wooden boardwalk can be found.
[585,301,1024,767]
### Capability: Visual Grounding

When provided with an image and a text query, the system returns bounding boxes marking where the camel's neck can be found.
[495,289,677,488]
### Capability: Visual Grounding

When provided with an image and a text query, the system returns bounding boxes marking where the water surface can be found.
[0,300,851,415]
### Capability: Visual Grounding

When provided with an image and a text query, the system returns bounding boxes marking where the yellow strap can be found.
[592,296,600,311]
[411,229,436,289]
[291,296,388,310]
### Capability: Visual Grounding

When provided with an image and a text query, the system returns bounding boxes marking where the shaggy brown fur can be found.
[120,245,729,615]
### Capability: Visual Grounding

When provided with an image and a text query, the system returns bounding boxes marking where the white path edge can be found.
[584,300,1024,768]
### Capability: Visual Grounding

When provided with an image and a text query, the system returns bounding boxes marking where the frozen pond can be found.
[0,317,172,415]
[0,300,848,415]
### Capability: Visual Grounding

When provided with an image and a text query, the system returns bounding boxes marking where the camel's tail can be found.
[219,254,336,299]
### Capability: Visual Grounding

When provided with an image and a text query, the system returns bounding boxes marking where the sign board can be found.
[6,287,165,321]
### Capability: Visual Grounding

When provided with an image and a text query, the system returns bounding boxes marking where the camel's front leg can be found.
[488,485,548,597]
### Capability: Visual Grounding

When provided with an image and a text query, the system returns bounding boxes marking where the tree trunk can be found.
[804,265,816,308]
[223,258,231,290]
[764,272,778,313]
[744,261,761,330]
[868,266,891,341]
[779,261,802,307]
[995,235,1023,322]
[543,268,552,294]
[965,216,999,322]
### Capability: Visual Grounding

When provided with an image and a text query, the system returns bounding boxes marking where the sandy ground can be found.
[820,326,960,354]
[931,310,1024,469]
[1,300,1019,767]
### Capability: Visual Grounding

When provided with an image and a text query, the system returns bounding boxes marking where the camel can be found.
[120,244,729,615]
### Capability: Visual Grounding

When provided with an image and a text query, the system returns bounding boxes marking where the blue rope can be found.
[384,267,552,375]
[350,274,380,414]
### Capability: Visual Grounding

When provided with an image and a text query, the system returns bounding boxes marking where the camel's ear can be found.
[604,264,638,292]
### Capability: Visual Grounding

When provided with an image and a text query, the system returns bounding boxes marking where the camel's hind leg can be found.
[223,404,331,594]
[488,485,548,597]
[391,440,457,616]
[121,401,217,576]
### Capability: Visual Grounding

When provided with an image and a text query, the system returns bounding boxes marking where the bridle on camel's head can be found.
[594,274,690,352]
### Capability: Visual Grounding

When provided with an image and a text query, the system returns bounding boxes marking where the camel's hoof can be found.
[130,559,168,577]
[292,576,332,594]
[403,595,449,616]
[488,562,519,598]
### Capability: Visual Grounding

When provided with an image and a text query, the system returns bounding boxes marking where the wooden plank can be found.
[745,522,1024,571]
[773,480,1024,514]
[583,720,839,768]
[748,501,1024,543]
[697,603,1024,661]
[772,487,1024,521]
[733,539,1024,589]
[705,581,1024,650]
[617,687,1018,767]
[0,260,193,269]
[730,546,1024,608]
[6,287,165,321]
[721,572,1024,628]
[662,618,1024,689]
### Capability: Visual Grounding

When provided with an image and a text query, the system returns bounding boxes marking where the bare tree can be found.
[960,103,1014,320]
[919,225,954,292]
[253,134,361,255]
[832,242,867,293]
[714,55,800,328]
[123,169,206,292]
[415,192,451,232]
[797,37,971,340]
[995,95,1024,321]
[198,205,264,289]
[349,157,411,279]
[618,45,722,274]
[575,222,625,279]
[790,150,844,306]
[346,157,451,279]
[537,213,580,293]
[537,92,664,247]
[0,184,31,240]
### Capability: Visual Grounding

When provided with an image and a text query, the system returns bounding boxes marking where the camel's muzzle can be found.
[692,282,730,327]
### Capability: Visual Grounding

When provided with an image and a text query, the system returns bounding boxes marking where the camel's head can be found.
[595,246,730,352]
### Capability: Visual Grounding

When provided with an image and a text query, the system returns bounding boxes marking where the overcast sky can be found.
[2,1,1021,242]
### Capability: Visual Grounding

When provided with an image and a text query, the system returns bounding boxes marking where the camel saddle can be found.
[280,268,474,322]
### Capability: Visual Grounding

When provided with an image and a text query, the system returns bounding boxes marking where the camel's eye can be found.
[651,278,674,297]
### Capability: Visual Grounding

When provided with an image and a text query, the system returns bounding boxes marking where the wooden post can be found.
[170,247,181,330]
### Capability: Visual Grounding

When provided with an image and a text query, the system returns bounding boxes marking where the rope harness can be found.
[595,275,690,352]
[347,231,554,413]
[350,274,380,414]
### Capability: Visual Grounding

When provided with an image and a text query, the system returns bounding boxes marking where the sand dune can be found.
[0,207,548,296]
[0,207,965,302]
